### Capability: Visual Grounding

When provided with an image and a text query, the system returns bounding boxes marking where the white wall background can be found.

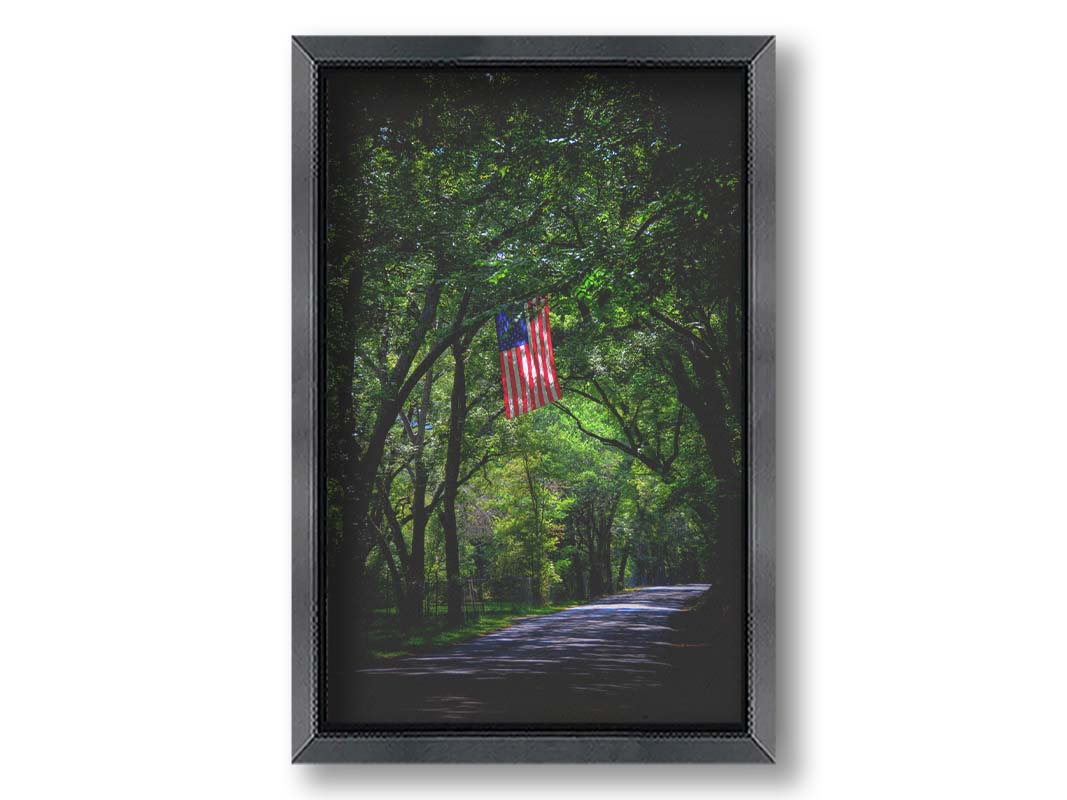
[2,1,1064,796]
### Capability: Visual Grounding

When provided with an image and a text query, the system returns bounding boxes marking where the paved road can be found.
[342,584,744,726]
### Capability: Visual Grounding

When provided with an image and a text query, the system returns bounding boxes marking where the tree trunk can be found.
[597,493,620,595]
[440,340,468,627]
[378,534,404,613]
[399,370,434,628]
[601,536,613,595]
[521,447,544,605]
[666,348,743,612]
[586,517,603,597]
[616,541,630,590]
[342,280,446,580]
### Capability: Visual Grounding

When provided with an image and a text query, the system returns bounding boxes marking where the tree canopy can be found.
[323,68,747,670]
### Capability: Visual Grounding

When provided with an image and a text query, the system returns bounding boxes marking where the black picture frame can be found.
[292,35,775,763]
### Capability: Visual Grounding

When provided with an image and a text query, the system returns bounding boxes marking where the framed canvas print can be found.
[293,36,774,763]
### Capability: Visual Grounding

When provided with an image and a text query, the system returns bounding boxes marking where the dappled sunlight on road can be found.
[350,585,725,723]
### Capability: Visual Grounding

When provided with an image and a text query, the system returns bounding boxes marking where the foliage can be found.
[324,69,745,648]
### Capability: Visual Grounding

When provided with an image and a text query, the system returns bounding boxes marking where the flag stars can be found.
[496,310,529,352]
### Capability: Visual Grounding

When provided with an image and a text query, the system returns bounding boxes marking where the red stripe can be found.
[526,300,548,407]
[529,300,546,407]
[514,347,527,413]
[523,338,541,410]
[507,349,520,416]
[519,344,533,410]
[510,349,522,420]
[543,301,560,399]
[537,302,554,401]
[521,345,534,411]
[515,346,527,412]
[519,347,531,413]
[511,348,526,414]
[499,351,511,418]
[536,304,555,402]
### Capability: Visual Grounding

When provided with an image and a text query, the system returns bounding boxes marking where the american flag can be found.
[495,296,561,418]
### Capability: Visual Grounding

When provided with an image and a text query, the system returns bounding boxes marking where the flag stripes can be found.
[496,296,560,419]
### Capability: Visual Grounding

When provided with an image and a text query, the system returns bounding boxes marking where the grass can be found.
[367,600,581,662]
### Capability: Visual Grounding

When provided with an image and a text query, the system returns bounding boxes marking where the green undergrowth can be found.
[368,600,581,662]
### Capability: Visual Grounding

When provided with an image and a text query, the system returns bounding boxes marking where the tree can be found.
[323,68,746,681]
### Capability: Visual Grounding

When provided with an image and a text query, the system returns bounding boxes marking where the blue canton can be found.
[496,309,529,352]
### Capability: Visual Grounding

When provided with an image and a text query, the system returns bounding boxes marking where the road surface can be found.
[338,584,744,727]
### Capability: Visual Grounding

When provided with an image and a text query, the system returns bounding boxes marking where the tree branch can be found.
[590,379,641,450]
[379,482,410,570]
[650,308,717,361]
[555,401,663,472]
